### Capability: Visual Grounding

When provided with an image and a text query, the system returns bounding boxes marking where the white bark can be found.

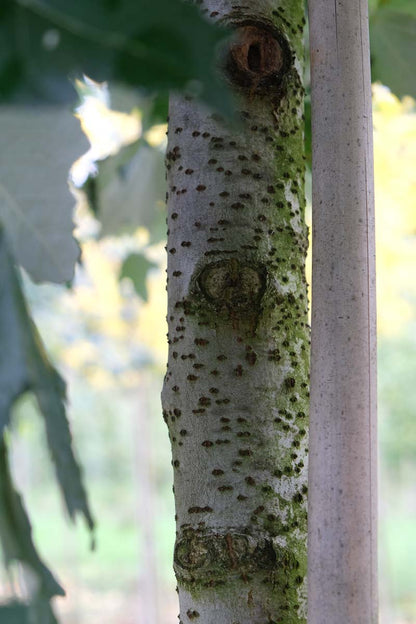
[308,1,377,622]
[162,1,309,622]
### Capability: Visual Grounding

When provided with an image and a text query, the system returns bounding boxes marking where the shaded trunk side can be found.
[162,2,309,622]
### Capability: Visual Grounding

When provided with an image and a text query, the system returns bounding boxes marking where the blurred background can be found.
[2,83,415,623]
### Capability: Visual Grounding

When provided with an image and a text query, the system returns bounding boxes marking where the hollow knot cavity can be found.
[225,23,290,95]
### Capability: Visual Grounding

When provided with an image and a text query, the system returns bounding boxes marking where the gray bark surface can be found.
[162,1,309,622]
[308,0,378,622]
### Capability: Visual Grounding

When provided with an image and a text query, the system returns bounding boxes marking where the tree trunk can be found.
[161,1,308,622]
[308,0,377,622]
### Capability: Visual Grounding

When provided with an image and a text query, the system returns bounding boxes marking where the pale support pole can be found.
[308,1,378,623]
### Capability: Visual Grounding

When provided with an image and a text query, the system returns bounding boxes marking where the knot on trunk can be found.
[175,531,274,582]
[225,23,290,96]
[174,529,301,589]
[197,259,266,316]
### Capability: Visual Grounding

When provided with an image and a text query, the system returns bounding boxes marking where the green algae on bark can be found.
[162,1,309,622]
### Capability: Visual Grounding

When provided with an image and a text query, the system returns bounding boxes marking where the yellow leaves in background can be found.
[61,79,169,385]
[63,81,416,389]
[72,240,127,340]
[60,235,167,386]
[71,77,141,188]
[303,87,415,336]
[134,247,167,365]
[145,124,168,148]
[75,78,141,157]
[373,85,416,335]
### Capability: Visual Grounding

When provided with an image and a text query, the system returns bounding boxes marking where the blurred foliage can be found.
[0,228,93,530]
[0,602,30,623]
[0,225,93,622]
[379,325,416,471]
[372,85,416,623]
[119,253,157,302]
[0,109,85,284]
[381,510,416,621]
[370,0,416,99]
[0,0,232,114]
[373,86,416,334]
[0,440,61,624]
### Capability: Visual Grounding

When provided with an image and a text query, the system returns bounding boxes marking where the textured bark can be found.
[161,1,308,622]
[308,1,377,623]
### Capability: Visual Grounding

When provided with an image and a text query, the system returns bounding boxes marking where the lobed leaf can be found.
[0,225,94,532]
[0,439,62,619]
[0,108,87,284]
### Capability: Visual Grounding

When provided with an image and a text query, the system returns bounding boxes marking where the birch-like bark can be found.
[308,1,377,622]
[162,1,308,622]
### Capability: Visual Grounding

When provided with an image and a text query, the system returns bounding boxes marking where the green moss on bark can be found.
[162,1,308,622]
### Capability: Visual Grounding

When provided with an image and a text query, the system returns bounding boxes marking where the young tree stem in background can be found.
[308,0,378,622]
[162,1,309,622]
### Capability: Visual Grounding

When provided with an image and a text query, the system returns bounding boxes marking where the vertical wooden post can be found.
[308,1,378,622]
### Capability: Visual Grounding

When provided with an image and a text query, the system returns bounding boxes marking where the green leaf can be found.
[0,602,57,624]
[81,139,166,241]
[0,438,64,601]
[0,446,61,623]
[25,595,58,624]
[0,602,30,624]
[141,92,169,132]
[0,600,57,624]
[0,108,88,284]
[0,225,94,532]
[370,6,416,98]
[0,0,232,115]
[119,252,157,301]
